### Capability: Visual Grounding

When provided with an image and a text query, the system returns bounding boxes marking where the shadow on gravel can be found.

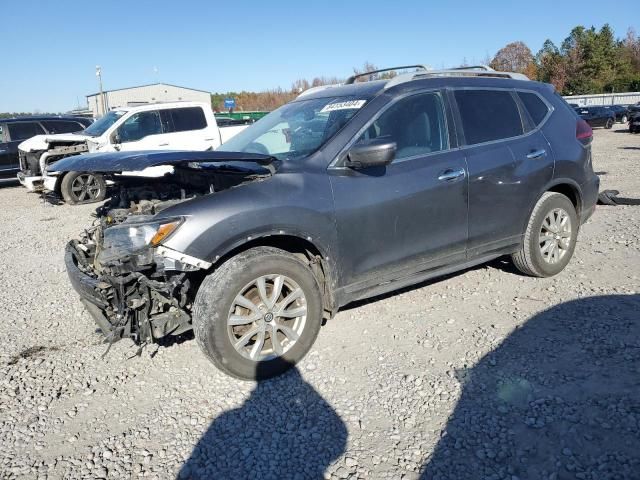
[420,294,640,480]
[178,361,347,479]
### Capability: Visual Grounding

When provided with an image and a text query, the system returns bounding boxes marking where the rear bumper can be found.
[580,174,600,224]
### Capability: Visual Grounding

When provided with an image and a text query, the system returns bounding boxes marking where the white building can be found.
[86,83,211,117]
[563,91,640,107]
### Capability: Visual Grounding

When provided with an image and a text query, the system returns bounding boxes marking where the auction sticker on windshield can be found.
[320,100,367,113]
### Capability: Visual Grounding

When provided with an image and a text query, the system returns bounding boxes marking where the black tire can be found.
[511,192,579,277]
[193,247,323,380]
[621,115,628,124]
[60,172,106,205]
[605,118,614,129]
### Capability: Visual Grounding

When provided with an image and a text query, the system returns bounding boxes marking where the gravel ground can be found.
[1,127,639,480]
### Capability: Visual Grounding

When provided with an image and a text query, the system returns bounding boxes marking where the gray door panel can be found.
[330,149,468,288]
[466,132,554,256]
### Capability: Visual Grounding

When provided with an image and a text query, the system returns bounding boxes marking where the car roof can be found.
[0,115,91,123]
[297,75,551,102]
[108,101,209,114]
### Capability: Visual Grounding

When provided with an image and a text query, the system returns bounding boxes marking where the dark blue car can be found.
[0,115,92,183]
[58,65,599,379]
[574,106,616,129]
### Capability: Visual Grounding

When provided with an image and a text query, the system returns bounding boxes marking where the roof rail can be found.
[384,66,529,90]
[345,65,429,84]
[297,83,344,98]
[448,65,495,72]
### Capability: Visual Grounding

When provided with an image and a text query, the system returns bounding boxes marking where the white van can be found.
[18,102,248,204]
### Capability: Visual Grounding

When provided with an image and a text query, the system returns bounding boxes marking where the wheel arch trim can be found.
[204,229,338,313]
[522,179,583,234]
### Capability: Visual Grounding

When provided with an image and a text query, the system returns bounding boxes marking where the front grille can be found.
[19,151,42,176]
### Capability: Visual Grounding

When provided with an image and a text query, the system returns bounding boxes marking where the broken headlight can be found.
[97,217,182,264]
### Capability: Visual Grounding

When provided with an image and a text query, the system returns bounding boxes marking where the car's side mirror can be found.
[112,132,121,144]
[345,139,396,169]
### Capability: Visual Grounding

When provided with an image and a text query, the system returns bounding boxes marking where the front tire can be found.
[512,192,579,277]
[60,172,106,205]
[621,115,628,124]
[193,247,323,380]
[605,118,614,129]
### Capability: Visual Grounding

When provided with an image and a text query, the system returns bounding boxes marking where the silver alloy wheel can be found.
[539,207,572,264]
[71,174,102,202]
[622,115,628,123]
[227,274,307,361]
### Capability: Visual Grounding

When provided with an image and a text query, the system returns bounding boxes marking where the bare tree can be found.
[623,28,640,70]
[490,41,537,77]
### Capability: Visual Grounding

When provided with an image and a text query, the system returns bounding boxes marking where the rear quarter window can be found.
[517,91,550,126]
[454,90,524,145]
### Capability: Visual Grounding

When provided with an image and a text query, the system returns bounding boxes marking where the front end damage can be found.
[19,134,89,191]
[63,155,274,347]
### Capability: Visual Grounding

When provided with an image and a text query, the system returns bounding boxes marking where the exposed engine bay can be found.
[20,137,88,177]
[66,163,271,349]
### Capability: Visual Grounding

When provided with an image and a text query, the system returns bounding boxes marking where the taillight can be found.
[576,119,593,145]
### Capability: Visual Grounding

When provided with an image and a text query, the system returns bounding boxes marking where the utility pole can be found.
[96,65,106,116]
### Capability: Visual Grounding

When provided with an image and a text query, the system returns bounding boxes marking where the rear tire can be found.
[605,118,614,129]
[193,247,323,380]
[60,172,106,205]
[512,192,579,277]
[621,115,628,124]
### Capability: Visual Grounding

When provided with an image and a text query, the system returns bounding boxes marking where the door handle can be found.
[526,149,546,159]
[438,168,466,182]
[158,143,169,146]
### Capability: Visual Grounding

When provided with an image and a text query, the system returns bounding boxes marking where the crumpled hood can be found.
[19,133,89,152]
[47,150,276,174]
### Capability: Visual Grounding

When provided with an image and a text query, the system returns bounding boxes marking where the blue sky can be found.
[0,0,637,112]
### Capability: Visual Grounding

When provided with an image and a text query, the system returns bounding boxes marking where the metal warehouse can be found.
[86,83,211,117]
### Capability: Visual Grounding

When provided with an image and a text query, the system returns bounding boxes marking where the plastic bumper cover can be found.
[64,243,114,334]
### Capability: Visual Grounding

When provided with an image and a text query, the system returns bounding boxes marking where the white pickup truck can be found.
[18,102,248,204]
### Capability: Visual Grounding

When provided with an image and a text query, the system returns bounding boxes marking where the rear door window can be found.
[454,90,524,145]
[517,92,550,126]
[7,122,46,141]
[356,92,449,160]
[41,120,85,134]
[163,107,207,133]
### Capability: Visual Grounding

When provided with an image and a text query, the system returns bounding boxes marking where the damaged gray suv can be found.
[56,66,599,380]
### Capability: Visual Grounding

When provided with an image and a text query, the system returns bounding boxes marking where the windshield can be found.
[83,110,126,137]
[218,96,370,161]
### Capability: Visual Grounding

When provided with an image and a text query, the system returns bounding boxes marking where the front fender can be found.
[158,170,340,280]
